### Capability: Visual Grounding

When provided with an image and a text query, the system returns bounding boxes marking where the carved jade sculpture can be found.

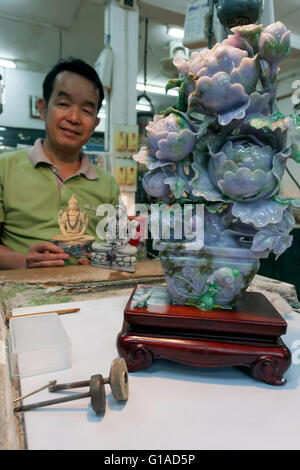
[51,194,95,257]
[133,22,300,311]
[91,203,139,272]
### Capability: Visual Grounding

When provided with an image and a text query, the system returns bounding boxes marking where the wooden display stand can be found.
[117,285,292,386]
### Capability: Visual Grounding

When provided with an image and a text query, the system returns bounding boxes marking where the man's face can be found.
[39,71,100,153]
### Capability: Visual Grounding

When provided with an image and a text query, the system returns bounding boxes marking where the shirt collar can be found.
[28,138,98,180]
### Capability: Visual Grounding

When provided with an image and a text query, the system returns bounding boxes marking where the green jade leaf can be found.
[165,76,193,113]
[165,78,184,93]
[274,195,300,208]
[248,114,289,132]
[164,176,187,199]
[161,107,188,125]
[186,283,218,311]
[290,144,300,164]
[205,202,228,214]
[289,113,300,127]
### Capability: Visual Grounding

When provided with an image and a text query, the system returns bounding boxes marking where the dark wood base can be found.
[117,286,292,386]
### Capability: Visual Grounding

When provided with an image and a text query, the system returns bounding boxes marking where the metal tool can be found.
[49,357,129,402]
[14,358,129,415]
[13,380,57,404]
[14,375,106,414]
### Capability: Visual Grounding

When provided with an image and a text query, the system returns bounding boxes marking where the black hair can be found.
[42,58,104,112]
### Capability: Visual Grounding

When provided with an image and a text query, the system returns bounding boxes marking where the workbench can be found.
[0,261,300,450]
[0,259,164,450]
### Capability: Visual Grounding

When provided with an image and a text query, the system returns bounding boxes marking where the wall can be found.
[0,67,105,133]
[0,67,44,130]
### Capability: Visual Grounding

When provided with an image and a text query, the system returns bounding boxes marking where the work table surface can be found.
[0,258,164,284]
[0,261,299,450]
[0,259,165,312]
[11,294,300,450]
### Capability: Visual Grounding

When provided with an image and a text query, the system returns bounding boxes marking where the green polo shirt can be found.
[0,149,120,255]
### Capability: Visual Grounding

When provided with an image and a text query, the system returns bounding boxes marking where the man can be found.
[0,59,119,269]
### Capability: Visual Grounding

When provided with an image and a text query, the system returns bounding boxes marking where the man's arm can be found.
[0,244,27,269]
[0,224,69,269]
[0,242,70,269]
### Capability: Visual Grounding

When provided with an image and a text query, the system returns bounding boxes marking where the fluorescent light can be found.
[136,83,178,97]
[0,59,16,69]
[99,105,152,115]
[168,27,184,39]
[137,83,164,95]
[136,104,151,112]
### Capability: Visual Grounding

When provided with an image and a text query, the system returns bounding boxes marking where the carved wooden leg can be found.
[249,340,291,386]
[117,322,292,385]
[117,324,154,372]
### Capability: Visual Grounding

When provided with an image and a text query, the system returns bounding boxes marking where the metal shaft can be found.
[14,391,90,413]
[14,380,57,403]
[49,377,109,392]
[49,380,90,392]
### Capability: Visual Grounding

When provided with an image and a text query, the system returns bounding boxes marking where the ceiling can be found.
[0,0,299,113]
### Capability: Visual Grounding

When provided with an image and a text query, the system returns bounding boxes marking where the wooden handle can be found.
[7,308,80,321]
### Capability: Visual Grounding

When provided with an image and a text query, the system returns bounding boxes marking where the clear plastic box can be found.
[9,313,72,378]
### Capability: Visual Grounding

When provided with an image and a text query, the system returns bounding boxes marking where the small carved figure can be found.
[91,203,138,272]
[51,194,94,257]
[57,194,89,239]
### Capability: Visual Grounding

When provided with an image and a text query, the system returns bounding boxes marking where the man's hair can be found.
[43,58,104,112]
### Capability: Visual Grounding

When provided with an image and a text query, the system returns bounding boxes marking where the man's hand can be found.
[26,242,70,268]
[78,252,92,266]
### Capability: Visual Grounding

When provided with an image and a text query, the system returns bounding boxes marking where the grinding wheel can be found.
[90,374,106,414]
[109,358,129,401]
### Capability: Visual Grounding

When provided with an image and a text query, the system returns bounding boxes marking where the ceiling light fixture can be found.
[136,103,151,112]
[98,104,153,116]
[168,26,184,39]
[0,59,16,69]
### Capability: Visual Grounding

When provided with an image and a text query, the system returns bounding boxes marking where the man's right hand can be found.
[26,242,70,268]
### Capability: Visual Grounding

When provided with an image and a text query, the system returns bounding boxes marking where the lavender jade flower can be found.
[142,169,170,202]
[176,43,260,126]
[146,113,196,162]
[207,136,289,201]
[223,24,263,56]
[258,22,291,72]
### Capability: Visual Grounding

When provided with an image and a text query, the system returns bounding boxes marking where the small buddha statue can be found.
[106,203,139,253]
[58,194,89,239]
[51,195,95,256]
[91,202,138,272]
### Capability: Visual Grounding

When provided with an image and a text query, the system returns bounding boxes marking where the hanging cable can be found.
[207,0,215,49]
[137,18,155,115]
[144,17,148,92]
